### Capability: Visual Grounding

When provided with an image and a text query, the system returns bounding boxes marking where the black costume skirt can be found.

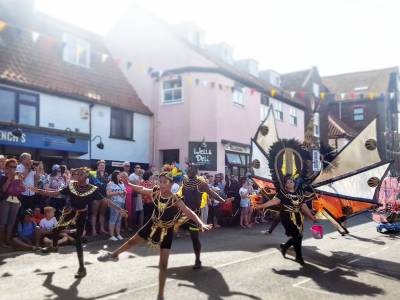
[281,211,303,237]
[137,220,174,249]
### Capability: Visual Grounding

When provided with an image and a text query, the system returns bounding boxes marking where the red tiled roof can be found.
[0,13,152,115]
[328,114,357,138]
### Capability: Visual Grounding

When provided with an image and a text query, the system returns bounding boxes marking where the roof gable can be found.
[0,13,152,115]
[322,67,398,94]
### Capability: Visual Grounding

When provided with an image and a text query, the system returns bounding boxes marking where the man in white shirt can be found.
[16,152,37,210]
[128,165,141,184]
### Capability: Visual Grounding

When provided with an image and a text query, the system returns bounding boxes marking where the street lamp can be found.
[92,135,104,150]
[10,121,22,138]
[65,128,76,144]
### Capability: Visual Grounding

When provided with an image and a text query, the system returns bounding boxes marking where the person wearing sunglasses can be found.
[0,159,25,248]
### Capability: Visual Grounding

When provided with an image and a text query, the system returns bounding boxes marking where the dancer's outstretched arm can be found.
[30,187,61,198]
[120,178,152,196]
[256,197,280,209]
[301,203,316,221]
[201,182,234,203]
[175,200,212,231]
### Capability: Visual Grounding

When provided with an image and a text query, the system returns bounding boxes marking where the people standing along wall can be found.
[90,160,109,236]
[107,170,126,241]
[16,153,37,212]
[0,159,25,248]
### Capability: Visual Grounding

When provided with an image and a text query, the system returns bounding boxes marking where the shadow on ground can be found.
[38,271,126,300]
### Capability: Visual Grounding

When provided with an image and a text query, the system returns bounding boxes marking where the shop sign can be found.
[188,141,217,171]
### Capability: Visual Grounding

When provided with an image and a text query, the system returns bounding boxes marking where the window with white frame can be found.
[260,104,269,121]
[233,83,244,105]
[63,33,91,67]
[313,83,320,98]
[274,101,283,121]
[353,107,365,121]
[162,78,183,104]
[313,112,320,137]
[289,107,297,126]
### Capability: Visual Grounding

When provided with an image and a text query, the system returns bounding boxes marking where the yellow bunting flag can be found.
[185,76,193,85]
[0,21,7,32]
[270,89,277,97]
[368,92,375,100]
[320,92,326,100]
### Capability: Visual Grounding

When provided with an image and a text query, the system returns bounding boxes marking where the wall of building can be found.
[105,6,216,112]
[40,93,90,133]
[269,97,305,141]
[80,104,151,163]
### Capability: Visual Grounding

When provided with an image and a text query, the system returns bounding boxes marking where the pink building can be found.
[106,7,305,175]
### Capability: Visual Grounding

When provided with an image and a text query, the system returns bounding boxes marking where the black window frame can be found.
[0,86,40,126]
[110,108,134,140]
[353,107,365,121]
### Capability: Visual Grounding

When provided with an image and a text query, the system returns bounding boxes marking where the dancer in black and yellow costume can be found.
[179,164,233,269]
[97,172,211,300]
[32,168,127,278]
[256,140,316,265]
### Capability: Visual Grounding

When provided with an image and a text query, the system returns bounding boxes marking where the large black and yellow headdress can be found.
[267,139,310,191]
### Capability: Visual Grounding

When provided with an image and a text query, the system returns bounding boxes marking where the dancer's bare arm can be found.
[257,197,280,209]
[175,200,212,231]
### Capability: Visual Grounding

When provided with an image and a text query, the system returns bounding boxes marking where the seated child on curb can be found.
[39,206,73,247]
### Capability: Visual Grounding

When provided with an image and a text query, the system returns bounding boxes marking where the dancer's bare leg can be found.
[111,234,145,257]
[158,249,170,299]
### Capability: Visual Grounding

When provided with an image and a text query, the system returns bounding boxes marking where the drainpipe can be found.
[89,103,94,162]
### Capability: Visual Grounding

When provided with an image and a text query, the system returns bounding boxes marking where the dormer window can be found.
[354,86,368,92]
[63,33,91,68]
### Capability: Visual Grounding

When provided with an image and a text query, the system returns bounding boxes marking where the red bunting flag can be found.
[299,91,305,98]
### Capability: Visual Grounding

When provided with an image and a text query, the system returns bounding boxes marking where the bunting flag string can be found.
[0,18,398,102]
[0,21,6,32]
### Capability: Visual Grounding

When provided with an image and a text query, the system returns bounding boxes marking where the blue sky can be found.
[36,0,399,76]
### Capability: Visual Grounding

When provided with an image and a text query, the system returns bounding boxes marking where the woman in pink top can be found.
[378,174,400,208]
[120,172,133,230]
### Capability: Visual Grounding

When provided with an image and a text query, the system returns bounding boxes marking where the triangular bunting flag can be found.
[0,21,7,32]
[101,53,108,63]
[290,91,296,98]
[270,89,277,97]
[32,31,40,43]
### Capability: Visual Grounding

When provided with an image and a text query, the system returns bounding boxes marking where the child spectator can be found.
[107,170,126,241]
[239,177,251,228]
[120,172,133,231]
[39,206,71,247]
[12,209,46,252]
[32,207,44,225]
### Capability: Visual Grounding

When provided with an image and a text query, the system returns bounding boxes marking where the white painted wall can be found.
[0,84,151,163]
[80,104,151,163]
[40,93,90,133]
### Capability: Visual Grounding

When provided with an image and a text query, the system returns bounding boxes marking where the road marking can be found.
[292,239,400,292]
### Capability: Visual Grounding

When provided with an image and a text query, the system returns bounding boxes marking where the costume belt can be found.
[147,217,177,248]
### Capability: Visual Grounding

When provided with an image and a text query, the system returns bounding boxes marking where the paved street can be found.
[1,214,399,300]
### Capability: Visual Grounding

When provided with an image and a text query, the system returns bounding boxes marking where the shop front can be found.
[0,125,89,170]
[222,140,250,178]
